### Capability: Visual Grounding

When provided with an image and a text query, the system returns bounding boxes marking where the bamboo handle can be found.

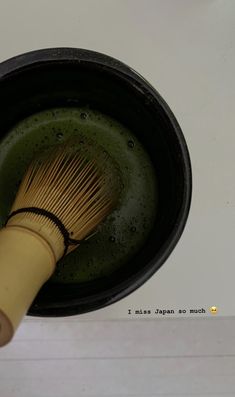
[0,226,56,346]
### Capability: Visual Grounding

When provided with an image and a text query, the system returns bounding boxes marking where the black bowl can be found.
[0,48,192,316]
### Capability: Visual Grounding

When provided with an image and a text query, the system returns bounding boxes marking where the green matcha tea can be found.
[0,108,157,283]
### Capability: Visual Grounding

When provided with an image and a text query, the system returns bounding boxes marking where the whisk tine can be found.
[7,138,120,258]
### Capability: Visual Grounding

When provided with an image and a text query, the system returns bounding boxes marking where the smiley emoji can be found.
[210,306,217,314]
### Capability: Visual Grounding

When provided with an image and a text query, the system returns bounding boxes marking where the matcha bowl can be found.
[0,48,192,316]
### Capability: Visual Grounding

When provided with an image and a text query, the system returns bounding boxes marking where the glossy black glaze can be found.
[0,48,192,316]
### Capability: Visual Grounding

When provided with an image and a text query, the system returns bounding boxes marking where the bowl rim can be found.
[0,47,192,316]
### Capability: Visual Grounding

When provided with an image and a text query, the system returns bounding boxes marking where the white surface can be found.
[1,317,235,396]
[0,0,234,319]
[0,0,235,396]
[0,0,234,318]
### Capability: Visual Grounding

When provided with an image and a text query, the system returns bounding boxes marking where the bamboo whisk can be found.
[0,140,120,346]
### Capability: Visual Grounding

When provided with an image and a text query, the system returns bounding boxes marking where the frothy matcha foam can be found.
[0,107,157,283]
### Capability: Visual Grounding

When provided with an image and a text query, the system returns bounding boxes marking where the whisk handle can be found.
[0,226,56,346]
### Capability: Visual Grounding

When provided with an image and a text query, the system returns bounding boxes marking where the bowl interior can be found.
[0,53,191,315]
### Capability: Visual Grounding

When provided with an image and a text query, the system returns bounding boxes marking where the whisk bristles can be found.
[6,138,120,259]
